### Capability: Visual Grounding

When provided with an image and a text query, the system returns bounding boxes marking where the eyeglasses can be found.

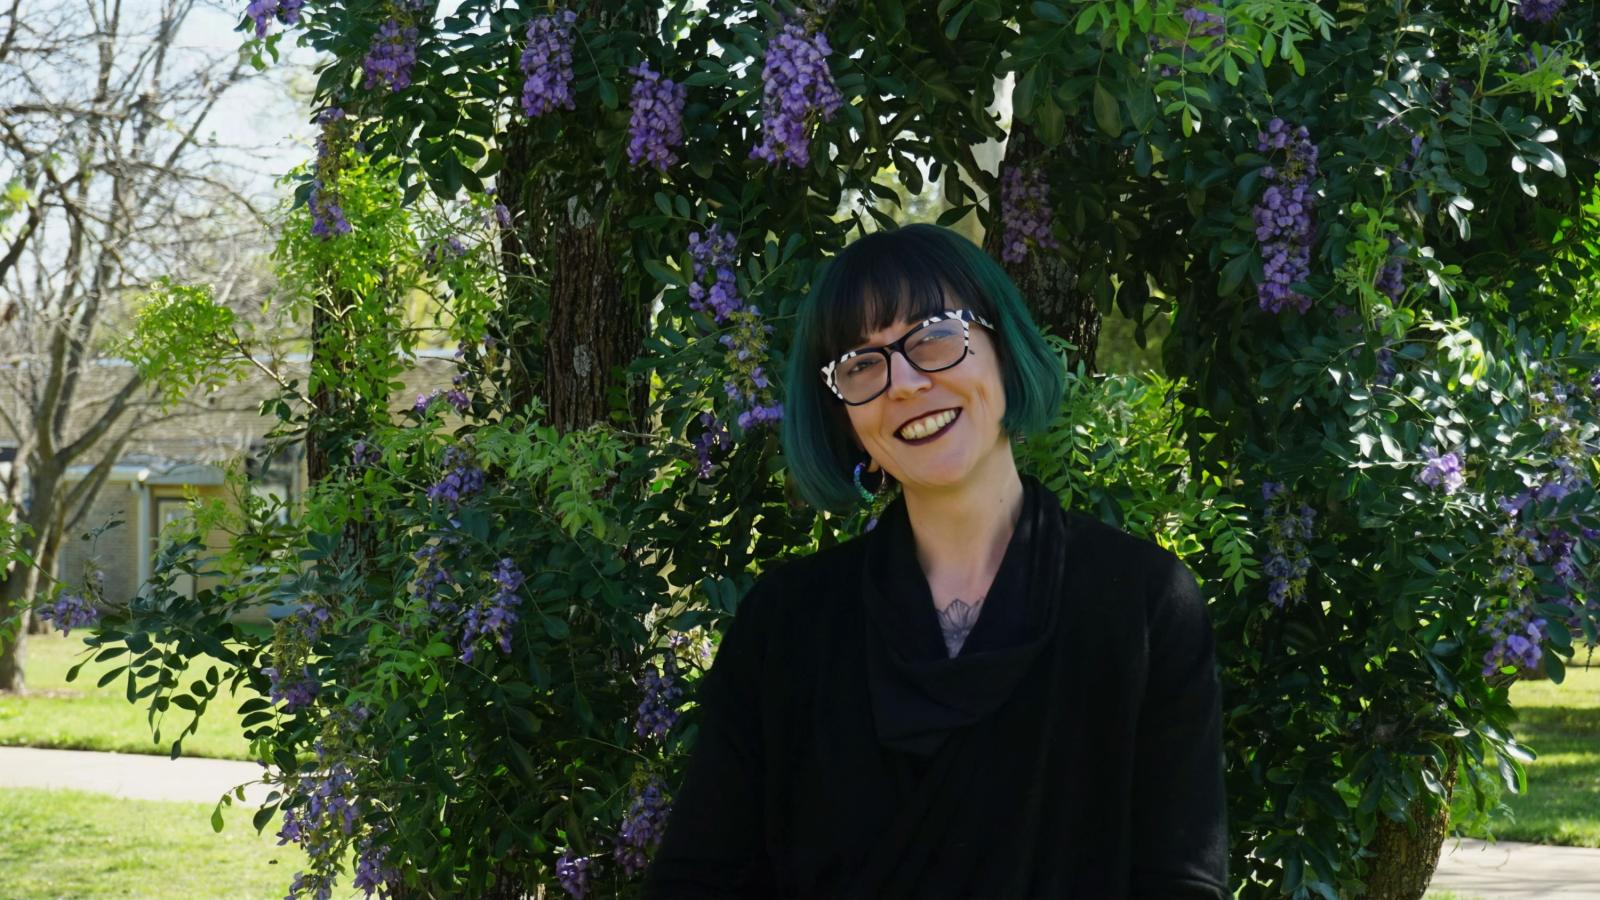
[819,309,994,405]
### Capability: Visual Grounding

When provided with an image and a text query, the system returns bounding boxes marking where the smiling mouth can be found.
[896,408,961,443]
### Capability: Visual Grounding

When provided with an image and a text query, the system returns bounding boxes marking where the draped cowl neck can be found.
[861,472,1068,756]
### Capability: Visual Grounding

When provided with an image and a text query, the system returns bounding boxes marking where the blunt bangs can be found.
[781,223,1066,515]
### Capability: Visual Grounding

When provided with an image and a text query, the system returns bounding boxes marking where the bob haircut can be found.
[782,223,1066,515]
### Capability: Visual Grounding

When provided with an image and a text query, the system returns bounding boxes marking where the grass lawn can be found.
[1448,663,1600,848]
[0,631,258,760]
[0,786,319,899]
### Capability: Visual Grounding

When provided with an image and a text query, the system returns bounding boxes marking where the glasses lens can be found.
[837,353,886,404]
[906,318,966,371]
[834,317,966,403]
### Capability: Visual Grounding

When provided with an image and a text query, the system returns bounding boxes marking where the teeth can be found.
[898,409,957,440]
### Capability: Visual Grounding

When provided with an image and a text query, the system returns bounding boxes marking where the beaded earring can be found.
[854,457,895,532]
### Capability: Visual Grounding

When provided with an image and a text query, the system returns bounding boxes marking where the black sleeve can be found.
[1128,553,1230,899]
[641,577,777,899]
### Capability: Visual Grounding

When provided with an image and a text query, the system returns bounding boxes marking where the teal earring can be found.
[853,458,884,503]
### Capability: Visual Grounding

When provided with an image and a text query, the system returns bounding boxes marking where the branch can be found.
[55,370,146,467]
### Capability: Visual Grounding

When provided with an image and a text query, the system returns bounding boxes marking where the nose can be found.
[886,349,932,400]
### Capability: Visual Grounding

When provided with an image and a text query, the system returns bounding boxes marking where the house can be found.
[2,349,465,618]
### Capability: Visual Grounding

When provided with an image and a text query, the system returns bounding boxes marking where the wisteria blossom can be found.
[1253,118,1319,314]
[521,10,579,117]
[626,61,688,172]
[749,22,844,168]
[999,163,1061,264]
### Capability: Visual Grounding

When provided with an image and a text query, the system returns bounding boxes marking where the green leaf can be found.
[643,258,686,288]
[1092,82,1121,136]
[211,804,225,833]
[598,78,618,110]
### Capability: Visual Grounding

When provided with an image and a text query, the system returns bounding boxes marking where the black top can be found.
[643,475,1229,899]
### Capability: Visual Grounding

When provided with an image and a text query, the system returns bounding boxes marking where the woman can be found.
[643,224,1228,899]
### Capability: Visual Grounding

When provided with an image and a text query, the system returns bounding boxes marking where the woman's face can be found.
[841,299,1010,494]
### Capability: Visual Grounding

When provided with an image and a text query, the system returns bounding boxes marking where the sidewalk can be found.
[0,745,273,806]
[1427,837,1600,899]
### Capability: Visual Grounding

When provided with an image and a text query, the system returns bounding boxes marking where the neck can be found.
[899,447,1025,592]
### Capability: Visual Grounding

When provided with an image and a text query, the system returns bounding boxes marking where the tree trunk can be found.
[1362,744,1459,900]
[0,463,61,693]
[982,122,1100,375]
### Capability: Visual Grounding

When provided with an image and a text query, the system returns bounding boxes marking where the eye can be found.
[845,355,882,376]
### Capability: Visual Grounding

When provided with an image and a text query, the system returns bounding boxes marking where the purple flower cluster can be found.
[263,665,320,711]
[425,445,486,515]
[245,0,304,38]
[749,22,844,168]
[1480,604,1546,674]
[692,412,730,478]
[1252,118,1320,314]
[627,61,688,173]
[363,19,419,92]
[999,163,1061,265]
[634,654,683,741]
[687,225,741,322]
[614,778,671,877]
[308,181,351,239]
[1260,481,1315,608]
[412,542,457,617]
[521,11,579,118]
[352,831,400,899]
[36,591,99,635]
[494,202,512,228]
[720,307,784,433]
[458,558,524,664]
[1416,446,1466,495]
[555,849,594,899]
[1152,5,1225,76]
[278,762,360,848]
[1516,0,1565,23]
[1375,237,1405,301]
[413,387,470,416]
[351,439,383,469]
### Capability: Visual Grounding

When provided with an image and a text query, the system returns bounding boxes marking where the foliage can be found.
[60,1,1600,899]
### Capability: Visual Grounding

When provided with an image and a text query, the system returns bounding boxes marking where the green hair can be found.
[781,223,1066,515]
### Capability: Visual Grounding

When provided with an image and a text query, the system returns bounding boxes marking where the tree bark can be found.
[982,122,1100,375]
[1361,744,1459,900]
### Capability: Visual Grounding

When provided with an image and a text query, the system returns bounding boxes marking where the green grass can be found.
[0,787,311,899]
[1449,664,1600,848]
[0,631,258,760]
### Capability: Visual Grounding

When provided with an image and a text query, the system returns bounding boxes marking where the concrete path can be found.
[0,746,273,807]
[1427,837,1600,899]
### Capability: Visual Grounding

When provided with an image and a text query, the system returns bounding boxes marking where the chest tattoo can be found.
[937,596,984,658]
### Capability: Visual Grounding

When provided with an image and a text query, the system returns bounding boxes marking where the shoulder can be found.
[1060,509,1203,614]
[736,532,868,620]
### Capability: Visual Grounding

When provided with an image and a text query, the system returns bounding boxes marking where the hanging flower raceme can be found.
[634,653,683,741]
[555,849,594,899]
[308,108,352,239]
[36,591,100,635]
[1252,118,1320,314]
[613,777,670,877]
[999,163,1061,265]
[692,412,730,478]
[352,830,401,899]
[521,10,579,118]
[245,0,304,38]
[749,21,844,169]
[425,445,486,518]
[1516,0,1565,23]
[1415,446,1466,495]
[1151,4,1224,76]
[362,17,419,92]
[687,225,741,322]
[627,61,688,173]
[457,558,525,663]
[1260,481,1315,608]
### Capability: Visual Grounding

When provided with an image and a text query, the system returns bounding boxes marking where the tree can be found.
[79,1,1600,898]
[0,0,273,691]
